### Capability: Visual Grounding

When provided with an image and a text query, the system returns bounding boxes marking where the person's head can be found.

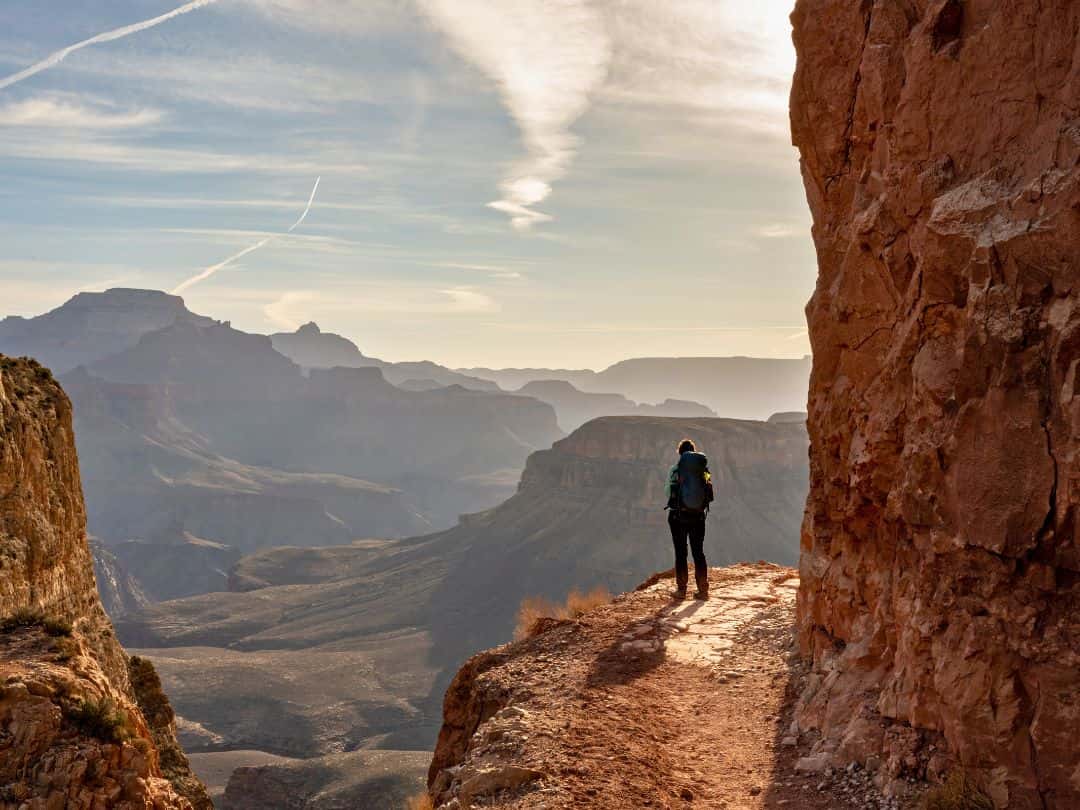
[677,438,695,455]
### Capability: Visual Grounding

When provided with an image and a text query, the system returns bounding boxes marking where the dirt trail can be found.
[429,564,913,809]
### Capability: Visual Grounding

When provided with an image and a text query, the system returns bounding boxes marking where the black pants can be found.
[668,511,707,590]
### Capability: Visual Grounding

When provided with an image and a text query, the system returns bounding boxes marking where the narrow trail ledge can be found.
[427,564,912,809]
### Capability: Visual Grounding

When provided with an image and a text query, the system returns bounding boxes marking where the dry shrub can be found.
[67,697,130,742]
[514,586,611,640]
[43,616,73,637]
[921,771,994,810]
[0,606,45,632]
[405,793,434,810]
[0,608,72,636]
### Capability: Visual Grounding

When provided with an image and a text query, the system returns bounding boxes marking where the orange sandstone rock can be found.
[790,1,1080,808]
[0,356,209,809]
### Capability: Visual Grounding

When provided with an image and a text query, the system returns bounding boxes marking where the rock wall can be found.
[790,2,1080,807]
[0,355,209,809]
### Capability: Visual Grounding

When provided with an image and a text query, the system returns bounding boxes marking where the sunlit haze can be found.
[0,0,810,369]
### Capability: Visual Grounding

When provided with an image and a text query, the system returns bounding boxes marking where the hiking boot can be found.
[673,587,687,600]
[694,571,709,600]
[675,569,689,594]
[693,589,709,601]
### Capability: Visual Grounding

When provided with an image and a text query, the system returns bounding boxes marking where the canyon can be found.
[113,415,808,801]
[0,355,208,809]
[1,291,567,602]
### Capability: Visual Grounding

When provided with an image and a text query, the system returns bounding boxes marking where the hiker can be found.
[665,438,714,600]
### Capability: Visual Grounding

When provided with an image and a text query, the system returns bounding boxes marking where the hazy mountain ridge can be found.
[0,289,214,374]
[513,379,715,431]
[463,356,812,419]
[271,321,501,392]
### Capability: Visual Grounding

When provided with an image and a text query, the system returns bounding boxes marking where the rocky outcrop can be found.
[91,539,151,617]
[791,2,1080,807]
[0,355,209,809]
[423,565,904,809]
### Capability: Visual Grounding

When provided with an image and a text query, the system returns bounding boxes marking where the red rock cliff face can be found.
[0,356,209,809]
[790,2,1080,807]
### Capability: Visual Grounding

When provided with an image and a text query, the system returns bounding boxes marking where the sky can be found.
[0,0,814,369]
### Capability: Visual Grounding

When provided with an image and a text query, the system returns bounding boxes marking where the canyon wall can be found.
[791,1,1080,807]
[0,355,209,809]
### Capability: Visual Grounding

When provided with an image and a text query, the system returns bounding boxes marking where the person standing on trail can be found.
[665,438,714,600]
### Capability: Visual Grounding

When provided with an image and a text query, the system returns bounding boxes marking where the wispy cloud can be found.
[0,133,361,175]
[172,177,321,294]
[757,223,805,239]
[263,284,499,330]
[600,0,795,124]
[437,262,526,281]
[418,0,611,231]
[0,95,163,129]
[0,0,221,92]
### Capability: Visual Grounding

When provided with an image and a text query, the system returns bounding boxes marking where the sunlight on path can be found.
[618,573,799,667]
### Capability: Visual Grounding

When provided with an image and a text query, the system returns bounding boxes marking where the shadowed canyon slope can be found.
[0,355,208,809]
[791,1,1080,807]
[114,416,808,779]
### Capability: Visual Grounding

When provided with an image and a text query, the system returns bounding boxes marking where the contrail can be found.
[172,177,321,295]
[0,0,221,91]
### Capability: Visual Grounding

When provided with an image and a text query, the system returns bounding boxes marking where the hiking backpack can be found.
[676,451,713,513]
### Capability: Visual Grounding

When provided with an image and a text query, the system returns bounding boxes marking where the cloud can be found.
[172,177,320,294]
[599,0,795,125]
[417,0,611,230]
[0,0,221,91]
[0,133,363,175]
[757,223,804,239]
[263,284,499,328]
[0,95,163,129]
[64,50,381,113]
[437,262,526,281]
[439,287,499,312]
[241,0,409,34]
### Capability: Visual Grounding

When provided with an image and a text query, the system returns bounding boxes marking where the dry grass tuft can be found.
[405,793,434,810]
[514,586,611,640]
[921,770,995,810]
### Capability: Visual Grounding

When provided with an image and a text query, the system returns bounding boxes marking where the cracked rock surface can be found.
[790,1,1080,807]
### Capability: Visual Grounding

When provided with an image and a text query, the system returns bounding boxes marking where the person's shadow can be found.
[584,596,708,689]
